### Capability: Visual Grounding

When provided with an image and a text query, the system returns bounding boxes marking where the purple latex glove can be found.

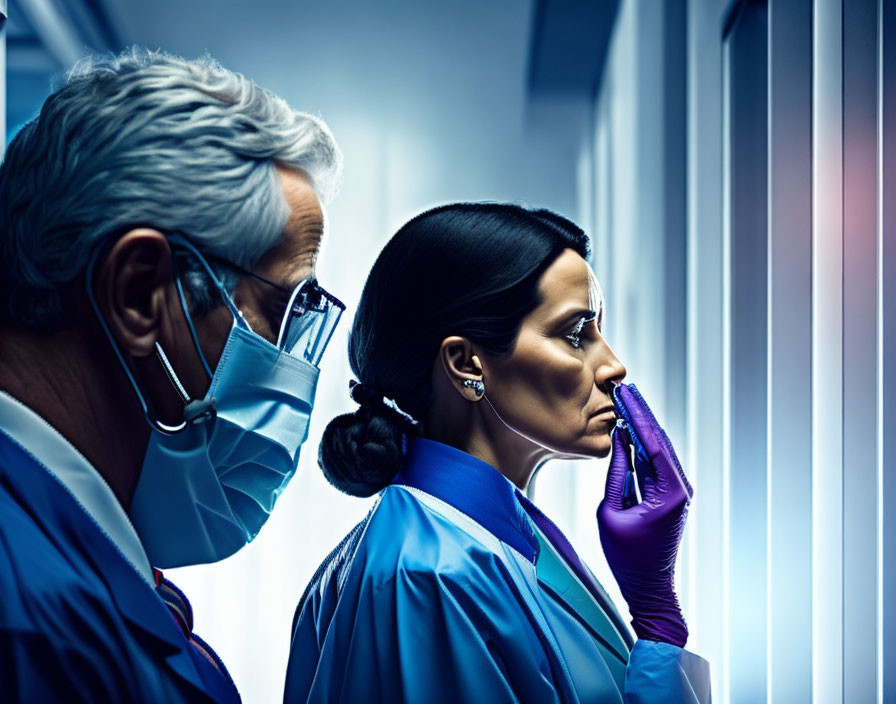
[596,383,694,648]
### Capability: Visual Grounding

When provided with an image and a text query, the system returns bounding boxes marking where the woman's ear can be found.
[92,229,174,358]
[439,336,485,402]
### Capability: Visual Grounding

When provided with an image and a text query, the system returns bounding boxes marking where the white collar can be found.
[0,390,154,585]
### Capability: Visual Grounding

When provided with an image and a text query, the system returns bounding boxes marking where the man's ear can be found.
[439,336,485,402]
[92,229,174,358]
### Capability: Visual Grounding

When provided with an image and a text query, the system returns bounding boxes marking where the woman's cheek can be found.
[534,355,588,399]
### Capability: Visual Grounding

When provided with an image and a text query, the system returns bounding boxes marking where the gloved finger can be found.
[658,426,693,499]
[633,451,656,504]
[614,384,664,462]
[604,423,634,510]
[617,384,692,501]
[622,463,638,509]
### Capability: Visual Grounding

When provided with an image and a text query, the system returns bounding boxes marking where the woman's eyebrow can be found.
[548,307,597,329]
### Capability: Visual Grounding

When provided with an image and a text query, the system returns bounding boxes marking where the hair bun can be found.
[318,405,405,497]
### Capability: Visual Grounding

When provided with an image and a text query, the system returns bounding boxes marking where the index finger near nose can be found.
[619,384,693,500]
[616,384,665,461]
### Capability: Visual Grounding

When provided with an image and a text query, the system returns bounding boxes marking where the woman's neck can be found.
[424,400,551,491]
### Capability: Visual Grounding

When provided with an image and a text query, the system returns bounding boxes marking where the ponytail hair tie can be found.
[348,380,420,435]
[349,380,387,409]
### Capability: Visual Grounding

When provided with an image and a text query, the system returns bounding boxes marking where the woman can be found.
[285,204,709,703]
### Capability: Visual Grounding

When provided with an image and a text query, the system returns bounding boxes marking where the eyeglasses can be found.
[180,246,345,367]
[273,276,345,366]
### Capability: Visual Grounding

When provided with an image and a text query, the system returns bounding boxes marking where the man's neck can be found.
[0,325,148,508]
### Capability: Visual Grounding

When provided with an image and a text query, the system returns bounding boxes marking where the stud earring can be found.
[462,379,485,398]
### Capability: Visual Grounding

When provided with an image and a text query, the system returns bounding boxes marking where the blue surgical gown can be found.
[286,438,710,703]
[0,427,240,703]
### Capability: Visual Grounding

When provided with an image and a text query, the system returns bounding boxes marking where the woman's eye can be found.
[564,318,588,349]
[564,331,583,349]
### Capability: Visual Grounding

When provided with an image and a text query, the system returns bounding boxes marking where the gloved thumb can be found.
[604,424,633,510]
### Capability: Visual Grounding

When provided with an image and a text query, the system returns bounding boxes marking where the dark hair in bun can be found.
[319,203,590,497]
[318,383,417,497]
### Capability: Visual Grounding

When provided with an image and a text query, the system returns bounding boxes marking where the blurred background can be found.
[1,0,893,701]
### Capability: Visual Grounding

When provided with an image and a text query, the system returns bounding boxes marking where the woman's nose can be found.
[594,341,626,387]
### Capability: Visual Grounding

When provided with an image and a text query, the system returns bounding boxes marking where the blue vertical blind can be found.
[767,2,813,701]
[724,5,769,700]
[880,3,896,699]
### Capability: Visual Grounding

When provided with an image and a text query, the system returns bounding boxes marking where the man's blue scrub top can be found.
[286,438,711,703]
[0,416,239,703]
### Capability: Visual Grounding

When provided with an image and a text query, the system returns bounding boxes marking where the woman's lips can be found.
[591,406,617,420]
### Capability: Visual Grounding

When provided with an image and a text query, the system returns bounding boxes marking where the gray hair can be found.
[0,47,343,328]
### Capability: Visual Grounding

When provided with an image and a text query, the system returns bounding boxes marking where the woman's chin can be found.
[589,442,612,460]
[555,434,613,460]
[587,431,614,458]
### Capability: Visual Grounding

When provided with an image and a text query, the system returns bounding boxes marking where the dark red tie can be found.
[153,567,241,702]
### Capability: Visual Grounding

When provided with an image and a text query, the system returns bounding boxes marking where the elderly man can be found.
[0,49,342,702]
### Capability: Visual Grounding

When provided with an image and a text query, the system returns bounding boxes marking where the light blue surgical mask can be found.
[87,235,344,568]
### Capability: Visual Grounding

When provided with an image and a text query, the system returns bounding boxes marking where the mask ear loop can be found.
[85,243,188,434]
[153,340,217,426]
[172,254,214,381]
[154,342,191,403]
[167,234,248,330]
[163,234,249,423]
[86,232,240,434]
